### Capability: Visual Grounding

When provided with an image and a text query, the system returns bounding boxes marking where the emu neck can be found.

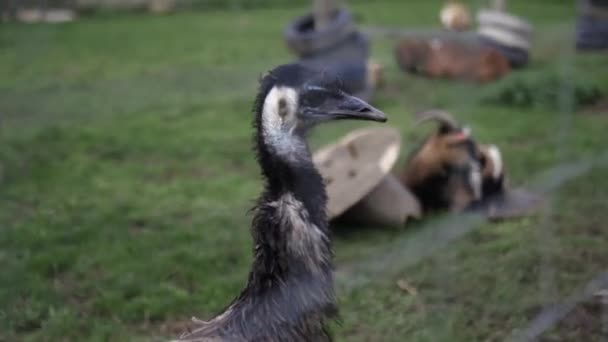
[251,128,333,280]
[256,134,327,225]
[203,131,335,340]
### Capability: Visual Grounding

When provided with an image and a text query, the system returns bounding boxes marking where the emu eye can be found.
[302,91,325,108]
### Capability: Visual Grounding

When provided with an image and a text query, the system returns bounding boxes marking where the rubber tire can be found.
[477,10,533,52]
[283,8,355,57]
[297,31,371,100]
[476,10,532,67]
[477,26,531,50]
[576,5,608,51]
[478,35,529,68]
[477,10,533,39]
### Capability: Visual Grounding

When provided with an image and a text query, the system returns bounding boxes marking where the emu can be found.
[176,64,386,342]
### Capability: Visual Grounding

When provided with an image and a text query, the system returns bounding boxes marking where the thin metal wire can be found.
[535,19,577,324]
[602,290,608,342]
[509,271,608,341]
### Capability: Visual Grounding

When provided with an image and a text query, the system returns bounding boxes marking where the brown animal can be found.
[400,110,505,212]
[395,38,510,83]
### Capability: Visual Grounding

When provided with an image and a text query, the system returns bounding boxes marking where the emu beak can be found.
[328,94,387,122]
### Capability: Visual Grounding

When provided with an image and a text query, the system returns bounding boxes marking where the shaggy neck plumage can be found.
[255,134,327,225]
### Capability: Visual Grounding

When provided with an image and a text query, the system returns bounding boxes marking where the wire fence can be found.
[1,1,607,341]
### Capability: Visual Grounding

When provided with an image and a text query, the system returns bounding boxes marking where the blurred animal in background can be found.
[400,110,505,213]
[395,37,510,83]
[477,143,505,201]
[440,0,472,31]
[176,64,386,342]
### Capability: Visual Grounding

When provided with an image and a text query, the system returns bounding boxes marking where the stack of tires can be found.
[477,9,533,68]
[577,0,608,51]
[283,9,372,100]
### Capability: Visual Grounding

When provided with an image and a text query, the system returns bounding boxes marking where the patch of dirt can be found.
[582,97,608,114]
[129,217,150,236]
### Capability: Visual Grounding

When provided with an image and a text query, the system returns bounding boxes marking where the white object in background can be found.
[17,9,75,23]
[313,127,421,226]
[477,9,533,50]
[440,2,472,31]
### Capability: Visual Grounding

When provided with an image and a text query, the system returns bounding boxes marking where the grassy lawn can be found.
[1,1,608,341]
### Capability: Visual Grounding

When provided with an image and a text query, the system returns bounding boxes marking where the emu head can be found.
[254,64,386,163]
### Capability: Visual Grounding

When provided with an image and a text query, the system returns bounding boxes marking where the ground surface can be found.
[1,1,608,341]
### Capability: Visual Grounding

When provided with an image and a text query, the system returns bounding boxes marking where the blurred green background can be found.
[1,1,607,341]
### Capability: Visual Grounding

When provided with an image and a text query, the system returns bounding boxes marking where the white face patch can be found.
[485,145,503,179]
[262,86,307,162]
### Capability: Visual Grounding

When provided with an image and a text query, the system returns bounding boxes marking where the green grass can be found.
[1,1,608,341]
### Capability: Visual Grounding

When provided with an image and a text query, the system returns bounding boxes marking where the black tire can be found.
[297,31,371,100]
[478,35,529,68]
[476,10,532,67]
[477,10,534,42]
[576,14,608,50]
[283,8,355,57]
